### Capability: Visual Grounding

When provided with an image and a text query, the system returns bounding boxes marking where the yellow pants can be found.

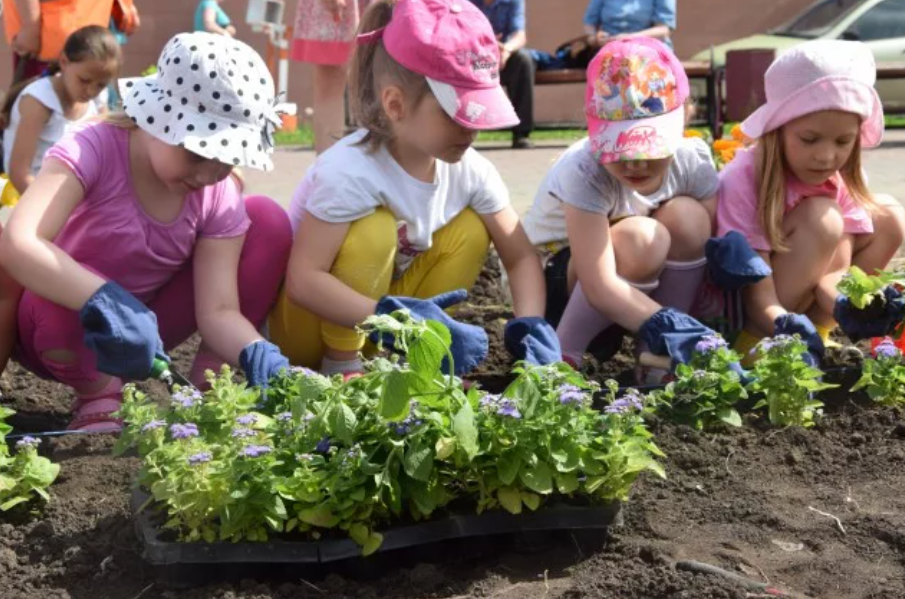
[269,207,490,368]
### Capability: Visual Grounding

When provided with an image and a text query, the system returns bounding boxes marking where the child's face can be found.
[781,110,860,186]
[390,91,478,164]
[60,57,117,103]
[602,157,672,195]
[145,135,233,194]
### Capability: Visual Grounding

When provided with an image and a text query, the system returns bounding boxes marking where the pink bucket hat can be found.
[585,37,689,164]
[372,0,518,130]
[741,40,883,147]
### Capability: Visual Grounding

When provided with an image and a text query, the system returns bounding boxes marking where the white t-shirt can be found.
[522,136,719,247]
[3,76,107,177]
[288,129,510,278]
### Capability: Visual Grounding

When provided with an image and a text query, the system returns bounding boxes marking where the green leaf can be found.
[409,321,450,381]
[556,472,579,494]
[379,370,410,421]
[521,491,541,511]
[0,496,29,511]
[498,486,522,514]
[435,437,456,460]
[349,522,369,546]
[298,505,340,528]
[329,403,358,443]
[362,531,384,556]
[498,451,521,485]
[520,461,554,494]
[452,400,478,460]
[717,407,743,427]
[409,482,438,515]
[404,440,434,482]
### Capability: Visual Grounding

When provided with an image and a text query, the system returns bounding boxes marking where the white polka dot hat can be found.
[118,32,295,171]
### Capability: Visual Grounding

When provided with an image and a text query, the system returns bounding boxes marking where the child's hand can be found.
[638,308,723,366]
[79,282,167,380]
[320,0,347,20]
[504,316,561,366]
[239,340,290,389]
[834,286,905,342]
[774,313,825,366]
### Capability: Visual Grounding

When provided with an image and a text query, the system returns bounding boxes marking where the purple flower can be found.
[557,384,586,406]
[315,436,331,454]
[479,394,501,409]
[170,423,199,439]
[231,427,256,439]
[605,389,644,414]
[276,412,293,422]
[759,335,795,353]
[171,387,203,409]
[388,401,423,436]
[187,451,212,466]
[875,339,901,359]
[241,444,272,458]
[694,334,728,355]
[497,398,522,419]
[15,436,40,450]
[142,419,167,433]
[235,414,257,426]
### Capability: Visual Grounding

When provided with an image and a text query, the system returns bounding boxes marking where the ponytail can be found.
[0,63,62,130]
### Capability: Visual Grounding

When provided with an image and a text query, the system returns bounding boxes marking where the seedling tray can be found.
[132,489,622,566]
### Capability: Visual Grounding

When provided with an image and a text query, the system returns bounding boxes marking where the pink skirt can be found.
[291,0,372,66]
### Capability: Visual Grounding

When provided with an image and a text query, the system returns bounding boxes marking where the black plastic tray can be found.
[132,489,622,565]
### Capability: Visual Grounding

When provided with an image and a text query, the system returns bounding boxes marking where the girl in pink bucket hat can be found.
[522,37,758,383]
[718,39,905,364]
[269,0,559,378]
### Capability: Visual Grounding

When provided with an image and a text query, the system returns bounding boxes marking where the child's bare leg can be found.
[313,64,348,154]
[852,196,905,273]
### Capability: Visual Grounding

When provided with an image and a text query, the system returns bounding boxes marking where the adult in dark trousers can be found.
[470,0,535,149]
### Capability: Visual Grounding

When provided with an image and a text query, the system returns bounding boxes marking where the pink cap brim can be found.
[427,77,520,130]
[588,106,685,164]
[742,77,884,147]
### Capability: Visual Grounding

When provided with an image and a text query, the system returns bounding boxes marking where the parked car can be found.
[691,0,905,112]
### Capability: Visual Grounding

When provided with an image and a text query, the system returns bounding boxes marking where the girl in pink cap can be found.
[718,39,905,364]
[270,0,559,377]
[0,32,295,432]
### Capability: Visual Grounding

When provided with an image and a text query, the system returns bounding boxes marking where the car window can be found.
[775,0,864,38]
[849,0,905,40]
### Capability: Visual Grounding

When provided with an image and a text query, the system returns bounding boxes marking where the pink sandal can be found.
[68,395,123,433]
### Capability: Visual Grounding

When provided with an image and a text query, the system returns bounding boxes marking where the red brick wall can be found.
[0,0,815,125]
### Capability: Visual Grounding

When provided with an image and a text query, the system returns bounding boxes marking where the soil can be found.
[2,258,905,599]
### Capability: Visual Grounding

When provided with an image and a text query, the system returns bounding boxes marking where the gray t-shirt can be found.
[523,136,719,246]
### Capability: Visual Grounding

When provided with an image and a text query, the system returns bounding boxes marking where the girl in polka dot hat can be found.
[268,0,560,378]
[0,32,295,433]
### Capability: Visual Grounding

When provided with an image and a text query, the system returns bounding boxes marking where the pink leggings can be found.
[16,195,292,393]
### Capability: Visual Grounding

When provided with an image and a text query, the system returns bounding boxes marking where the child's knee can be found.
[332,209,397,293]
[655,197,711,258]
[872,195,905,248]
[612,217,670,282]
[792,196,845,246]
[437,208,490,261]
[245,195,293,256]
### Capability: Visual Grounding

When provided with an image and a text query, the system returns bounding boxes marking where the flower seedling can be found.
[747,335,837,428]
[0,407,60,511]
[837,266,905,314]
[852,338,905,407]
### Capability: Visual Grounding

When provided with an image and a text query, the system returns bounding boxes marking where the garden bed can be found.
[2,258,905,599]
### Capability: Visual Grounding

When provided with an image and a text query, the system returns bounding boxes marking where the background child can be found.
[290,0,373,153]
[0,223,20,377]
[0,32,294,432]
[195,0,236,37]
[521,37,721,380]
[1,25,121,194]
[270,0,559,377]
[718,40,905,364]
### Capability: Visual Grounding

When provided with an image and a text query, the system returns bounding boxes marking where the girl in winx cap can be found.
[270,0,559,378]
[0,32,294,432]
[718,40,905,365]
[522,37,751,382]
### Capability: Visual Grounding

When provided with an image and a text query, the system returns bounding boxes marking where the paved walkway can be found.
[246,129,905,214]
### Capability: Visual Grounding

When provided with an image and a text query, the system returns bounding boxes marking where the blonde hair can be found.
[102,111,245,190]
[756,127,874,252]
[348,0,431,150]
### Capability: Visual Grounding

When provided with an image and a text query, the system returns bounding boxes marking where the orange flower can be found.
[713,139,742,152]
[719,148,737,164]
[730,124,746,142]
[683,129,704,138]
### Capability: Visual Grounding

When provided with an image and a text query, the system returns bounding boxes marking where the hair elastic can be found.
[356,27,386,45]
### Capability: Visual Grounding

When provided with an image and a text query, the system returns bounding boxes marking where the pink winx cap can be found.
[741,40,883,147]
[379,0,519,130]
[585,37,689,164]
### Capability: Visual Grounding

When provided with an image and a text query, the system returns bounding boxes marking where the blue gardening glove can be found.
[374,289,488,376]
[80,281,166,380]
[705,231,772,291]
[774,313,825,366]
[639,308,721,366]
[239,340,290,388]
[504,316,561,366]
[834,286,905,342]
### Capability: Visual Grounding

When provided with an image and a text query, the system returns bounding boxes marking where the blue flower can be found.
[15,436,40,450]
[759,335,795,353]
[276,412,293,422]
[231,427,256,439]
[557,384,587,406]
[187,451,212,466]
[171,387,203,409]
[235,414,257,426]
[142,419,167,433]
[875,338,901,359]
[241,444,272,458]
[497,398,521,419]
[388,401,423,436]
[315,436,331,454]
[694,334,728,355]
[170,423,199,439]
[605,389,644,414]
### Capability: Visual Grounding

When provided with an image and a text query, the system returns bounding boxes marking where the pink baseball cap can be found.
[376,0,519,130]
[585,37,689,164]
[741,40,883,147]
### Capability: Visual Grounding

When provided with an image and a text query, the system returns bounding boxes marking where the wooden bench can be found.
[535,61,725,138]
